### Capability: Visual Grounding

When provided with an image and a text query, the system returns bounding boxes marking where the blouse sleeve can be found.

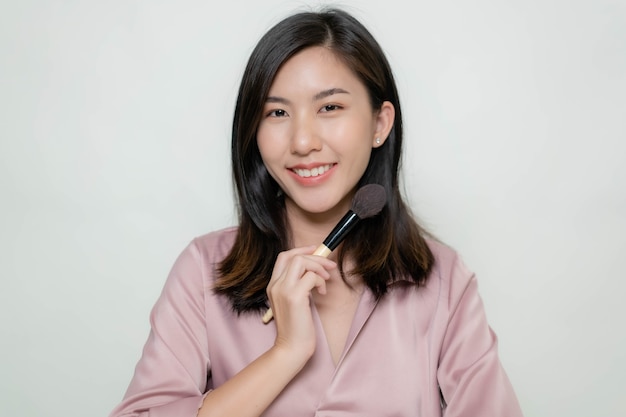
[436,261,524,416]
[109,241,211,417]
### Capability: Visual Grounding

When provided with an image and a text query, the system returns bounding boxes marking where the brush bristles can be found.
[351,184,387,219]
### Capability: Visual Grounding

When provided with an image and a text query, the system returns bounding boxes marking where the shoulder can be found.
[189,226,238,261]
[424,238,476,304]
[165,227,238,286]
[426,238,472,279]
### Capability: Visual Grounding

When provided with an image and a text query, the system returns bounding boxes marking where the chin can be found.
[295,198,350,218]
[300,202,335,214]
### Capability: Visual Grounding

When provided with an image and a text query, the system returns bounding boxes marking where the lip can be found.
[287,163,336,185]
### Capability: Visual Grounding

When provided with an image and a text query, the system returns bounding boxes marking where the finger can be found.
[270,246,318,285]
[268,259,332,312]
[301,270,328,295]
[280,255,335,285]
[266,247,337,309]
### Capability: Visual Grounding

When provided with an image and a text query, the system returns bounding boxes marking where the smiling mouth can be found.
[291,164,334,178]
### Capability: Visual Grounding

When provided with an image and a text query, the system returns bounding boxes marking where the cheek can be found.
[355,147,373,174]
[328,120,374,157]
[257,118,292,147]
[256,126,279,163]
[256,128,291,188]
[348,124,376,173]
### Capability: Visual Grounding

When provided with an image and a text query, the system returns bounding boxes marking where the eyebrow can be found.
[314,87,349,101]
[265,88,350,104]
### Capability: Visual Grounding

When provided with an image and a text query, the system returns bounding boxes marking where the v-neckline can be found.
[311,288,379,371]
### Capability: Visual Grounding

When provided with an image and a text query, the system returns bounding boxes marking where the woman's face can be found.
[257,46,393,221]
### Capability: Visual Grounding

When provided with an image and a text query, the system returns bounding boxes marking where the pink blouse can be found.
[109,227,523,416]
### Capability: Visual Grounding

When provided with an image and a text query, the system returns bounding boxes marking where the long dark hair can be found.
[214,8,434,313]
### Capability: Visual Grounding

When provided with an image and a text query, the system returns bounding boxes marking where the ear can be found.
[372,101,395,148]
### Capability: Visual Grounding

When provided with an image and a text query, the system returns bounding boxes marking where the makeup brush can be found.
[262,183,387,324]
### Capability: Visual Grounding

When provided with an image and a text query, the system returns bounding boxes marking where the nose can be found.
[290,115,322,155]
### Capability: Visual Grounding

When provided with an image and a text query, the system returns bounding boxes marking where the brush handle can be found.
[261,185,385,324]
[261,243,332,324]
[322,211,359,251]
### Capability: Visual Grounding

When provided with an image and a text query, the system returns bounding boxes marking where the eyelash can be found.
[264,104,343,118]
[266,109,288,118]
[321,104,341,112]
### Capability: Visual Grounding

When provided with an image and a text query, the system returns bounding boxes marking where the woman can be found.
[110,8,523,417]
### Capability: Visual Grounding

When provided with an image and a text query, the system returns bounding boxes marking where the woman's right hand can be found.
[196,247,338,417]
[265,246,337,366]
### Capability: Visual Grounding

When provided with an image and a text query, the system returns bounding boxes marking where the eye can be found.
[320,104,342,113]
[266,109,288,118]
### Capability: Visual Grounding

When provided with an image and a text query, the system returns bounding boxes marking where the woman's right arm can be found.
[108,241,214,417]
[197,246,335,417]
[109,242,334,417]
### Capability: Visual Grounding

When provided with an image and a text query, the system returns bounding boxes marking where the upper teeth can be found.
[293,164,332,178]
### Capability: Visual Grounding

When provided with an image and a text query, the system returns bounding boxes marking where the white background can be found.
[1,1,624,416]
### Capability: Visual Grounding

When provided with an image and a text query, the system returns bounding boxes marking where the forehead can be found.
[268,46,364,94]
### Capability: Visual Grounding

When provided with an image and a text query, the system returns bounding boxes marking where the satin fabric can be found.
[109,227,523,416]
